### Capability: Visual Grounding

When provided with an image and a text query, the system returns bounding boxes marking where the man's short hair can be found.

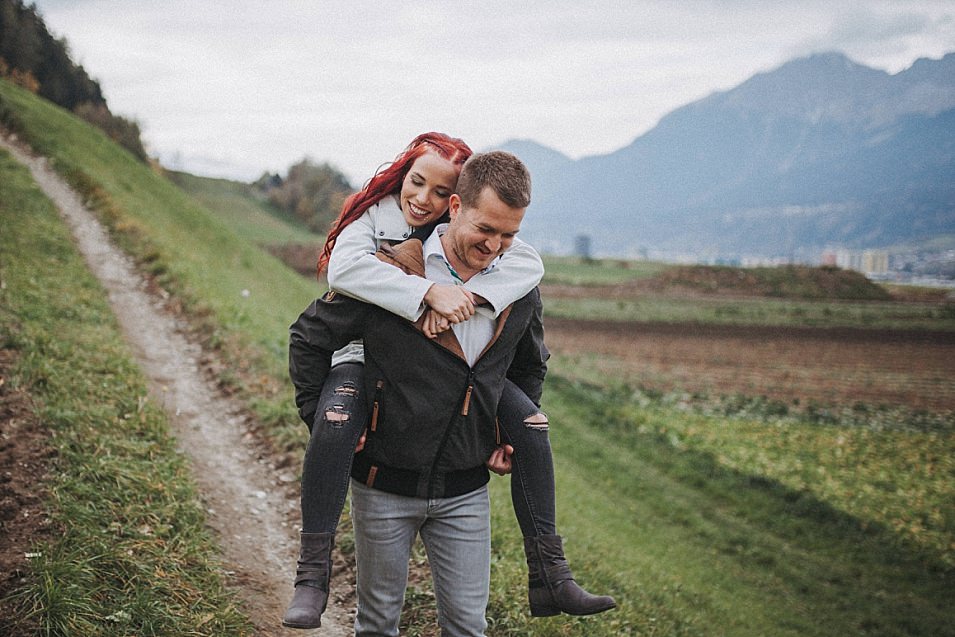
[457,151,532,210]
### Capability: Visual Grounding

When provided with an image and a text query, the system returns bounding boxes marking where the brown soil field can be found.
[545,318,955,412]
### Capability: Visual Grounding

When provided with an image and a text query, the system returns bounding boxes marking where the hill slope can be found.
[514,52,955,260]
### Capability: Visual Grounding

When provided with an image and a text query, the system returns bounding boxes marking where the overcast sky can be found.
[32,1,955,184]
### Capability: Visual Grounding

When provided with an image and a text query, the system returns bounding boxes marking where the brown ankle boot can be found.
[523,534,616,617]
[282,532,335,629]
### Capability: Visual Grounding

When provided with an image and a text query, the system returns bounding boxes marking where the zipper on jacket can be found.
[461,384,473,416]
[428,370,477,497]
[370,380,384,432]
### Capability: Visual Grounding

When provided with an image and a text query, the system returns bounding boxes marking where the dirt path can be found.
[0,135,353,636]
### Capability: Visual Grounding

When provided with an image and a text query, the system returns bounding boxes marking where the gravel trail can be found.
[1,134,353,636]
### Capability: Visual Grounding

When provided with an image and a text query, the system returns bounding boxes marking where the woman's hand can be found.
[423,284,476,323]
[422,308,452,339]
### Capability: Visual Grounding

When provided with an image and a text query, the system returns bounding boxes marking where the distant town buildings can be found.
[823,249,889,275]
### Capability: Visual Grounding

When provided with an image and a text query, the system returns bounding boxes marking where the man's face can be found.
[445,186,525,277]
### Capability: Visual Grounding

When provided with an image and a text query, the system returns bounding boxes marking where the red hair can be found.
[317,132,473,277]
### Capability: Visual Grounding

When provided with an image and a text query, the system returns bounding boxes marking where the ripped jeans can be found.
[300,363,556,537]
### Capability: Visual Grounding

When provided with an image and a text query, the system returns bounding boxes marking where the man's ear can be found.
[448,194,462,221]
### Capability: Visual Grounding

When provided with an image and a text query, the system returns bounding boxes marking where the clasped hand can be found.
[422,284,476,338]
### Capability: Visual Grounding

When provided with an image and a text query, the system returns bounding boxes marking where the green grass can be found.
[541,255,668,285]
[165,170,319,245]
[544,295,955,330]
[3,76,953,635]
[485,376,955,636]
[0,148,253,635]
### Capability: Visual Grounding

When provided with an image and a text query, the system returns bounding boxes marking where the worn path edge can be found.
[0,134,353,636]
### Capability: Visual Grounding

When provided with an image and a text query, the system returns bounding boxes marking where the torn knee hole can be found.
[324,405,351,428]
[523,412,549,430]
[333,383,359,397]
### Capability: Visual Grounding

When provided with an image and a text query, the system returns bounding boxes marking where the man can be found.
[289,151,547,636]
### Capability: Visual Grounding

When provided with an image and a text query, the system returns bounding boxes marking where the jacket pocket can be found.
[370,379,384,432]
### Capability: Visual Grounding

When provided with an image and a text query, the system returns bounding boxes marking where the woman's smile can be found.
[399,152,459,227]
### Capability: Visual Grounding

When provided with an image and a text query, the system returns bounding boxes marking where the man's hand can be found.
[424,284,476,324]
[486,444,514,476]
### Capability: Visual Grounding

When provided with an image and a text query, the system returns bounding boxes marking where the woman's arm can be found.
[465,238,544,317]
[327,209,476,322]
[326,210,434,321]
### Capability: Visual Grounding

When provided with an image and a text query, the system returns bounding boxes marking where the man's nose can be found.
[485,235,502,253]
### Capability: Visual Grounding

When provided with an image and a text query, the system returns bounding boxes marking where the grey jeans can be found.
[350,479,491,637]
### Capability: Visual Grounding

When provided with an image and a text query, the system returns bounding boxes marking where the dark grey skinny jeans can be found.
[300,362,556,537]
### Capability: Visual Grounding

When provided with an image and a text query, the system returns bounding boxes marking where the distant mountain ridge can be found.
[491,51,955,260]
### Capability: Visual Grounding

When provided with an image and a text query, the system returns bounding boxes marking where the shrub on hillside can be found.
[257,158,353,234]
[74,101,148,161]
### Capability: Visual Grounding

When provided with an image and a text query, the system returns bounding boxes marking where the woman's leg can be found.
[497,379,616,617]
[300,361,368,533]
[284,361,368,629]
[496,379,556,537]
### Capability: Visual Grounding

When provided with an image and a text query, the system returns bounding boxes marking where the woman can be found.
[283,132,615,629]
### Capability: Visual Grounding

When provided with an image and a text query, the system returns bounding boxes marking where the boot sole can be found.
[282,619,322,629]
[531,600,617,617]
[567,601,617,616]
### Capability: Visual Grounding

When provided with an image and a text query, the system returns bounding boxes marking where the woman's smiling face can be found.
[399,152,459,227]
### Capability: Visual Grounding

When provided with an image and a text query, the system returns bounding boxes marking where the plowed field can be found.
[545,318,955,412]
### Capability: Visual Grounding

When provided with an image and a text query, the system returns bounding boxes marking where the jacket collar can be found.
[370,196,415,242]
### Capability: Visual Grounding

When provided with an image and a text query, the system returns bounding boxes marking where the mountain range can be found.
[492,51,955,261]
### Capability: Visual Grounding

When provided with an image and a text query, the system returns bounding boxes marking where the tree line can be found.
[0,0,147,160]
[254,159,354,234]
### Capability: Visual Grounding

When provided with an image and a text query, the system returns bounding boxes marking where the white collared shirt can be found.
[423,226,496,367]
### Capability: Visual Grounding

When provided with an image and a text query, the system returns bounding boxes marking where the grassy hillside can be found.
[0,78,323,449]
[166,169,324,278]
[651,263,893,300]
[0,147,252,635]
[2,77,952,636]
[165,170,317,245]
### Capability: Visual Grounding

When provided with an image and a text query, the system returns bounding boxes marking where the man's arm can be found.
[505,287,550,406]
[289,292,369,426]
